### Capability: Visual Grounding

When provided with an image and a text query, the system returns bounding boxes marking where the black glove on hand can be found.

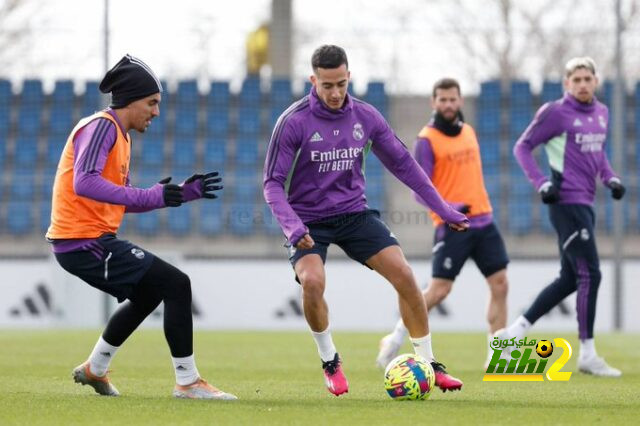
[183,171,223,201]
[458,204,471,214]
[539,182,560,204]
[609,181,626,200]
[158,177,183,207]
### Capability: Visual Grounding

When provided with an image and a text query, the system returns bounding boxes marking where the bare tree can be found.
[0,0,47,77]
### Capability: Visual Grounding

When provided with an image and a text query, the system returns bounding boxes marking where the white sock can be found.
[88,336,120,377]
[311,327,337,362]
[172,354,200,386]
[507,315,531,340]
[410,334,434,362]
[389,318,408,346]
[580,338,596,360]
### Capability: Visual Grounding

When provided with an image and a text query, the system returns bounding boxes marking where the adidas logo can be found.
[9,283,57,317]
[573,118,583,127]
[100,352,112,357]
[176,365,188,371]
[309,132,323,142]
[275,293,304,319]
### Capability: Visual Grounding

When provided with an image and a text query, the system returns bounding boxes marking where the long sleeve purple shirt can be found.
[263,89,467,245]
[513,93,618,206]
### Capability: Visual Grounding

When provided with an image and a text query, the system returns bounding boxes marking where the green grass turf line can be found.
[0,331,638,425]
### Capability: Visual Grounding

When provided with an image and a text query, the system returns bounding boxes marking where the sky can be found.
[1,0,638,95]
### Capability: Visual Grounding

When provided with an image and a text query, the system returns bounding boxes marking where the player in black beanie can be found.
[99,54,163,108]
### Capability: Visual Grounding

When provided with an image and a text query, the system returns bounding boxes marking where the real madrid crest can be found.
[352,122,364,141]
[598,115,606,129]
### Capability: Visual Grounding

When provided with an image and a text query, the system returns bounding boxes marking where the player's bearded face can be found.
[565,68,598,104]
[128,93,161,133]
[311,64,350,110]
[432,87,462,122]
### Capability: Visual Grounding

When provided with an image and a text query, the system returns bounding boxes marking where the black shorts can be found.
[287,209,399,268]
[54,234,155,303]
[431,222,509,280]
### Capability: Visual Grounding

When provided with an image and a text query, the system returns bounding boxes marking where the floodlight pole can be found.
[612,0,624,331]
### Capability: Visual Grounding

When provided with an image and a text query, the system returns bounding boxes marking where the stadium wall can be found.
[1,258,638,332]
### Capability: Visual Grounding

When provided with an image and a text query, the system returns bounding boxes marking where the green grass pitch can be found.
[0,330,638,425]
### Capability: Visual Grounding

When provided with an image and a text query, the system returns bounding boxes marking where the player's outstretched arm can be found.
[368,111,468,229]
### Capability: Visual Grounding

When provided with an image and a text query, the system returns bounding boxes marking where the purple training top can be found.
[263,89,467,245]
[514,93,618,205]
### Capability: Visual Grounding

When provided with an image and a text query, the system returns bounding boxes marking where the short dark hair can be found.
[432,78,461,98]
[311,45,348,71]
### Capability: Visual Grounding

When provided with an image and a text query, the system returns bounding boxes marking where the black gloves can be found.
[609,180,625,200]
[158,177,183,207]
[539,182,559,204]
[184,171,223,200]
[182,171,223,201]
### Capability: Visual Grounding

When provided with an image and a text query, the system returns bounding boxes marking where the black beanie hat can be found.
[99,54,163,108]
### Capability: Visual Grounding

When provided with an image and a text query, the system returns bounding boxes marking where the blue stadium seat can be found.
[208,81,230,108]
[205,109,229,136]
[0,79,11,137]
[174,107,199,137]
[176,80,199,103]
[140,137,165,168]
[271,78,292,105]
[81,81,104,116]
[46,134,65,165]
[172,136,197,168]
[480,138,501,166]
[540,81,562,104]
[134,166,164,188]
[48,108,73,136]
[234,168,258,202]
[235,136,259,166]
[229,202,255,236]
[20,80,49,138]
[14,137,39,165]
[52,80,74,105]
[136,210,161,236]
[240,77,261,105]
[40,169,56,201]
[0,136,6,165]
[200,201,224,236]
[203,137,227,168]
[7,201,34,235]
[365,82,388,118]
[39,200,52,234]
[168,203,192,236]
[237,106,261,135]
[10,168,36,200]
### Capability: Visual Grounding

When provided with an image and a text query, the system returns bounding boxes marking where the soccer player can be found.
[46,54,236,399]
[263,45,469,396]
[496,57,624,377]
[376,78,509,370]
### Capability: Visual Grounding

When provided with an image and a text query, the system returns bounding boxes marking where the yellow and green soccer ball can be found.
[536,340,554,358]
[384,354,435,400]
